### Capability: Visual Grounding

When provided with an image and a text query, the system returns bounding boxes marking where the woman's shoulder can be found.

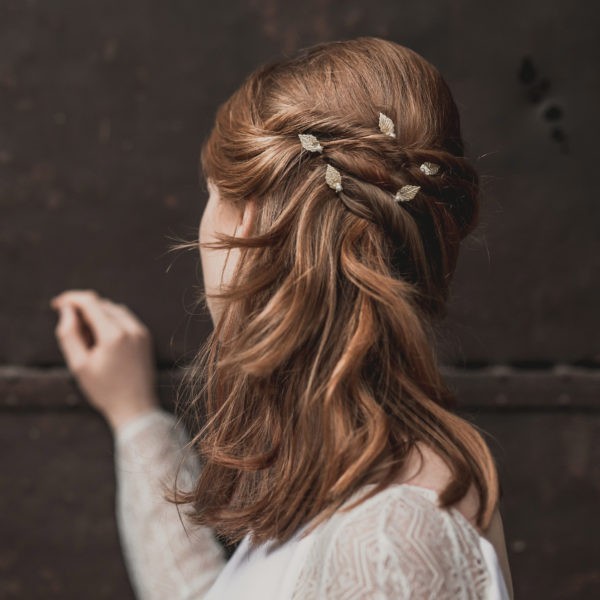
[291,483,491,599]
[320,481,484,548]
[393,440,483,531]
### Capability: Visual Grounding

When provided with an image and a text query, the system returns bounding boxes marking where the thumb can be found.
[55,303,90,372]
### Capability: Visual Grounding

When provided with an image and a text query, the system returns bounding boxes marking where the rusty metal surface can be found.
[1,365,599,410]
[1,0,599,599]
[0,1,598,364]
[0,412,136,599]
[473,411,600,600]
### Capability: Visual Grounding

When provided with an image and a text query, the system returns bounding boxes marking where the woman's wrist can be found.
[106,401,164,434]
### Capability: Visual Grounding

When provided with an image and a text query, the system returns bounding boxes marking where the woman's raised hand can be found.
[50,289,161,432]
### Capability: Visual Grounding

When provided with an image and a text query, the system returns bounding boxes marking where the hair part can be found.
[166,36,499,550]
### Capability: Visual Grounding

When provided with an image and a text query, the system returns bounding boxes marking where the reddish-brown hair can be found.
[167,36,499,550]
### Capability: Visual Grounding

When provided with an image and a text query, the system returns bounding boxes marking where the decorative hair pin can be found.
[298,133,323,153]
[298,113,441,203]
[325,164,343,193]
[298,132,342,193]
[394,185,420,202]
[378,112,396,138]
[419,161,440,175]
[378,112,441,202]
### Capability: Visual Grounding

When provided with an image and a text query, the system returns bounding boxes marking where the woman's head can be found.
[172,36,498,549]
[197,36,479,323]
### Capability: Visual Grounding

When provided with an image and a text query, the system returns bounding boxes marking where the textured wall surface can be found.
[1,0,598,598]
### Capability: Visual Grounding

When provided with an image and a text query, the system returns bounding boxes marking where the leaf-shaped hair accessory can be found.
[298,133,323,153]
[378,112,396,138]
[325,164,343,193]
[419,161,440,175]
[394,184,420,202]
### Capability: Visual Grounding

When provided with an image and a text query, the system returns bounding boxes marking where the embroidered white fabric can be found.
[113,408,510,600]
[114,409,226,599]
[290,485,501,599]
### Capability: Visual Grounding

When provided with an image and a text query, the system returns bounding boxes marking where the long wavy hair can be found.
[166,36,499,550]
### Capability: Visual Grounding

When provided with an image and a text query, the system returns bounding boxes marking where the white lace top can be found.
[114,408,511,600]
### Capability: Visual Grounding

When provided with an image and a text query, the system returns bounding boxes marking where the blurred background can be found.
[1,1,598,598]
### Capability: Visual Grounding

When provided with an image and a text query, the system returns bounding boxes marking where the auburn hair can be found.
[165,36,500,550]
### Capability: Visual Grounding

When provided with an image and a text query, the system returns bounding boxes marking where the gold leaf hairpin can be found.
[296,133,342,193]
[325,164,343,193]
[298,133,323,153]
[394,185,420,202]
[297,121,440,203]
[419,161,440,175]
[378,112,396,138]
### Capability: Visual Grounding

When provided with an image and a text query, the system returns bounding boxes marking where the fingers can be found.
[51,289,150,339]
[51,290,120,344]
[100,300,149,337]
[54,303,91,372]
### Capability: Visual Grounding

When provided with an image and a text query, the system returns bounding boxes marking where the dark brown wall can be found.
[1,1,598,598]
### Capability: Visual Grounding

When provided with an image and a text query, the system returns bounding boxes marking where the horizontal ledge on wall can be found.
[439,364,600,410]
[0,364,598,411]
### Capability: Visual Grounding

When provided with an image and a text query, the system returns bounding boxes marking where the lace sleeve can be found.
[114,408,227,600]
[292,486,491,600]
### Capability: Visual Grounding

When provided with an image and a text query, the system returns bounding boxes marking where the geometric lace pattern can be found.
[291,484,491,599]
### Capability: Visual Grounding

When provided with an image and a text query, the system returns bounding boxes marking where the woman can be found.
[51,37,513,599]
